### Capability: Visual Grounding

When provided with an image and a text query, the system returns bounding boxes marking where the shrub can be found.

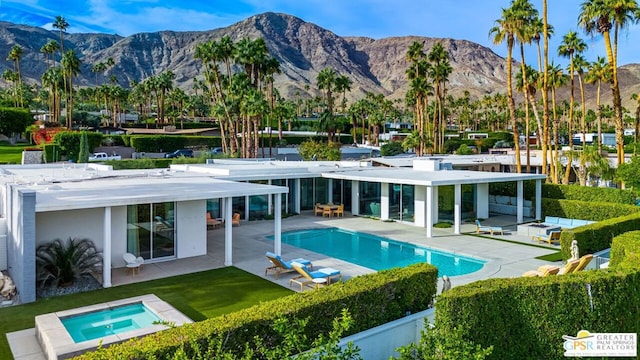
[76,263,438,359]
[299,140,341,161]
[35,238,102,288]
[559,212,640,260]
[107,158,171,169]
[53,131,103,161]
[380,141,404,156]
[542,198,640,222]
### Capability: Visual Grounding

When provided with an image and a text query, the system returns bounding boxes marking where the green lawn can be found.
[0,141,32,164]
[0,267,293,357]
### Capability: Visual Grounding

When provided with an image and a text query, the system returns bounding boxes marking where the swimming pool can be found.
[62,303,161,343]
[271,228,485,276]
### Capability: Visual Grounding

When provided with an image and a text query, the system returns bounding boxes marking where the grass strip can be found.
[0,267,292,357]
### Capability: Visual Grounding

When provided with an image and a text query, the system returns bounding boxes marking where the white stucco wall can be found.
[36,208,104,250]
[111,206,127,268]
[176,200,207,258]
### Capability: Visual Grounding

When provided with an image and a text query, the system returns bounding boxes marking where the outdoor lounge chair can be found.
[475,219,504,235]
[123,253,144,272]
[569,254,594,273]
[206,212,222,229]
[264,252,313,278]
[532,230,561,245]
[536,259,581,275]
[289,262,342,291]
[522,265,560,277]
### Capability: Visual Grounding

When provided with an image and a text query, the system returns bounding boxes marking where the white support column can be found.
[432,186,439,225]
[220,198,226,218]
[454,184,461,234]
[267,180,273,215]
[224,196,233,266]
[516,180,524,224]
[351,180,360,215]
[426,186,434,238]
[102,206,112,288]
[244,195,250,221]
[328,179,334,204]
[274,193,282,255]
[414,186,426,227]
[535,179,542,220]
[294,179,301,214]
[380,182,389,220]
[476,183,489,219]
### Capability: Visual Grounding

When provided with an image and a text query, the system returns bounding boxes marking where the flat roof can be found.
[321,167,546,186]
[0,164,287,212]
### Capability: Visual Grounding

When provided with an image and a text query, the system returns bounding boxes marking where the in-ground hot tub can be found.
[35,294,192,360]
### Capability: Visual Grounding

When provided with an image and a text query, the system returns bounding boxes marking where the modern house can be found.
[0,158,545,304]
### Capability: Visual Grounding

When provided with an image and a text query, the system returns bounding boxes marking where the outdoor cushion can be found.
[523,200,532,207]
[496,195,510,205]
[489,195,496,204]
[572,219,588,227]
[558,218,573,227]
[544,216,559,224]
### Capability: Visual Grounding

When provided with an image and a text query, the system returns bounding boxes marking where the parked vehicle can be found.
[210,147,223,155]
[165,149,193,158]
[88,152,121,161]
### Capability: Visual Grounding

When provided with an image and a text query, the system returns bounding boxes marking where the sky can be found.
[1,0,640,67]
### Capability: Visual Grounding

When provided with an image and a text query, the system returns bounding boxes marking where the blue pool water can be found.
[271,228,485,276]
[62,303,161,343]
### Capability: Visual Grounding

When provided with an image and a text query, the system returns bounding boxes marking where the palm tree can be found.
[428,42,452,153]
[335,75,352,114]
[558,30,587,184]
[7,45,24,107]
[572,54,589,145]
[541,0,551,179]
[585,56,611,152]
[490,1,521,172]
[631,92,640,155]
[61,50,81,128]
[42,67,63,123]
[156,70,175,124]
[547,62,568,183]
[40,40,59,69]
[52,16,69,56]
[579,0,640,165]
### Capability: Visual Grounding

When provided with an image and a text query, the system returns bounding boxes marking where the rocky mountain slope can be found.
[0,12,638,108]
[0,12,508,101]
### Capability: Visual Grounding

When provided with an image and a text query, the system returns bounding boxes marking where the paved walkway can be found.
[8,213,560,360]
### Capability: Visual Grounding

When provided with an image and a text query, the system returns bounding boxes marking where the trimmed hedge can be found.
[542,198,640,222]
[436,232,640,360]
[76,263,438,359]
[559,212,640,261]
[542,184,637,204]
[491,182,637,205]
[53,131,104,162]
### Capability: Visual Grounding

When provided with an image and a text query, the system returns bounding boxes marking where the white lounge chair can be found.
[123,253,144,272]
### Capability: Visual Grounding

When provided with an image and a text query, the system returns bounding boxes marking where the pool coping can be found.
[35,294,192,360]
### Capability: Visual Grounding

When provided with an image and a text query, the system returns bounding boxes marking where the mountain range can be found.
[0,12,639,109]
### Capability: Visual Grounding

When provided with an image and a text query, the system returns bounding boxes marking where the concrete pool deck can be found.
[7,213,560,359]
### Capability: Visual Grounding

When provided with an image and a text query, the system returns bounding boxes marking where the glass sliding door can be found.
[389,184,414,222]
[127,202,175,261]
[401,184,415,222]
[153,202,175,258]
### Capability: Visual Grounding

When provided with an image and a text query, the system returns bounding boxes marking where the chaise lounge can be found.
[289,262,342,291]
[532,230,561,245]
[264,252,313,278]
[475,219,504,235]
